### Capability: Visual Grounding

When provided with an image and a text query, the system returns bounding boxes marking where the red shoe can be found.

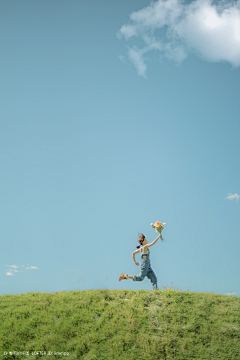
[119,273,127,281]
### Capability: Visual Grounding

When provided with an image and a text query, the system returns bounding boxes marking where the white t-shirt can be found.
[140,246,150,255]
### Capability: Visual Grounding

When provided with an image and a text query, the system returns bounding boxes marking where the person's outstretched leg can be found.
[132,260,149,282]
[119,259,150,283]
[146,266,158,290]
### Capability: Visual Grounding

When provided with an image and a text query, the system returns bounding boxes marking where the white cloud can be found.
[25,266,39,270]
[6,264,18,269]
[128,47,148,78]
[225,193,240,201]
[6,270,14,276]
[5,265,23,276]
[226,292,237,296]
[117,0,240,77]
[5,264,39,276]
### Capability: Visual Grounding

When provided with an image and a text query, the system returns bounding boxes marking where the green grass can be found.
[0,289,240,360]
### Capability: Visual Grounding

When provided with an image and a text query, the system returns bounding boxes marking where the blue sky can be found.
[1,0,239,297]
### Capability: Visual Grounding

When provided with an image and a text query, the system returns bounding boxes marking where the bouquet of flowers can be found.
[150,221,166,242]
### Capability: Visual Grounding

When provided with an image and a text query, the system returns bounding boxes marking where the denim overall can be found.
[133,247,158,290]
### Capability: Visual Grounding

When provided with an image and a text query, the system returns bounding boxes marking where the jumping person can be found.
[119,233,161,290]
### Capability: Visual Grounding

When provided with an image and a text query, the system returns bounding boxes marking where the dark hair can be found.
[136,233,145,249]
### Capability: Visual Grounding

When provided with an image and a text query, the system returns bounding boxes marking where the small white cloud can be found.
[225,193,239,201]
[6,270,14,276]
[5,269,22,276]
[117,24,138,40]
[6,264,18,269]
[226,292,237,296]
[5,264,39,275]
[25,266,39,270]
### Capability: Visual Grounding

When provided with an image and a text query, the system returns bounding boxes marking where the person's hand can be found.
[135,262,139,266]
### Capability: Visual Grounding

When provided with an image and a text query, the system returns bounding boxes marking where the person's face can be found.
[142,238,147,245]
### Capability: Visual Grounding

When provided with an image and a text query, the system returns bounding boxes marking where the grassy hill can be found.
[0,289,240,360]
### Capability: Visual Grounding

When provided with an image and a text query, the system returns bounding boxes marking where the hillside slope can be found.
[1,289,240,360]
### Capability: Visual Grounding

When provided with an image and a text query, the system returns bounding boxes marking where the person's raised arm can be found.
[147,234,161,248]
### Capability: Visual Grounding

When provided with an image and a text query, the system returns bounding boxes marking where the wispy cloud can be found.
[117,0,240,77]
[225,193,240,201]
[128,47,148,78]
[25,266,39,270]
[5,264,39,276]
[7,265,18,269]
[118,55,126,63]
[6,270,15,276]
[226,292,237,296]
[5,265,23,276]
